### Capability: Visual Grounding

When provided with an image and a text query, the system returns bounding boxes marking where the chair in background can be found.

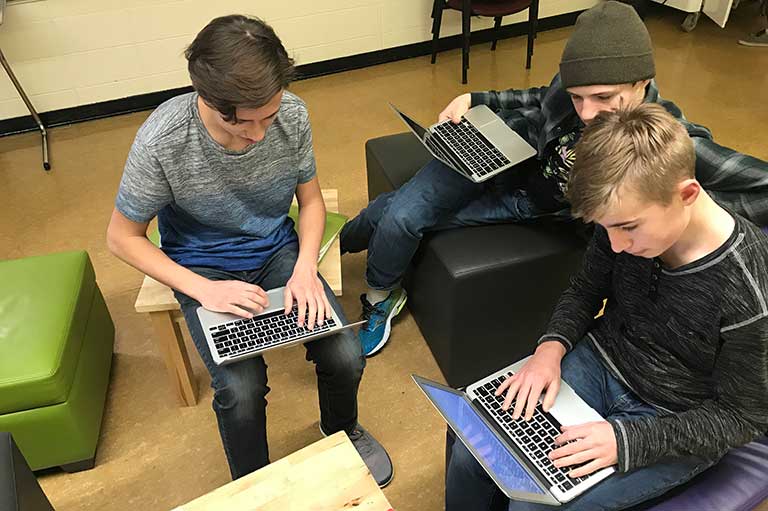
[430,0,539,84]
[0,432,55,511]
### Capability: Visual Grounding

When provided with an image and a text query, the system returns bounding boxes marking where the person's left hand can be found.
[549,421,618,478]
[284,262,332,330]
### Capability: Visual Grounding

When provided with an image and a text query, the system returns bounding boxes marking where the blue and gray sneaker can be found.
[359,289,407,356]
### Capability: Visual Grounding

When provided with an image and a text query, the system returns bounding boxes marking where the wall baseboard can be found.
[0,11,579,137]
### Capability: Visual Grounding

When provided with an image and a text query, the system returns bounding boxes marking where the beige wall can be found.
[0,0,598,121]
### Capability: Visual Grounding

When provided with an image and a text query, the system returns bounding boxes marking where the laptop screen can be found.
[418,379,545,495]
[391,107,429,141]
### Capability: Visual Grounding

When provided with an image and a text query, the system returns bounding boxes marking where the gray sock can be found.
[366,288,390,305]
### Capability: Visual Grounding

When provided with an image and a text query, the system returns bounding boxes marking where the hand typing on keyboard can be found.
[284,260,332,330]
[494,341,618,478]
[548,421,617,478]
[197,279,269,319]
[495,341,567,420]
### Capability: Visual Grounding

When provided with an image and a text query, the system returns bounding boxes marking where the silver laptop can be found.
[413,356,614,506]
[391,103,536,183]
[197,286,363,365]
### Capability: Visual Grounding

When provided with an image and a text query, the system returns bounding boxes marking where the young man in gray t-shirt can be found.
[107,15,393,485]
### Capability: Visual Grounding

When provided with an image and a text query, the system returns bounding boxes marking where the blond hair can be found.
[567,103,694,222]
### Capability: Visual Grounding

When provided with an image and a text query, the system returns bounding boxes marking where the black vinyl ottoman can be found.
[365,133,586,387]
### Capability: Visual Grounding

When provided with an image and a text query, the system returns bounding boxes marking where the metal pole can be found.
[0,47,50,171]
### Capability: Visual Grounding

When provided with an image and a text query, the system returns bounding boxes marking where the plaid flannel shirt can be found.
[471,74,768,226]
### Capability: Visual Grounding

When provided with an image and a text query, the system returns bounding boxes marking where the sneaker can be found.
[359,289,408,356]
[738,29,768,47]
[320,423,394,488]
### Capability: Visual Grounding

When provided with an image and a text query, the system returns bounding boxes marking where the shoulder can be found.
[721,217,768,330]
[730,217,768,276]
[134,92,197,149]
[277,91,309,124]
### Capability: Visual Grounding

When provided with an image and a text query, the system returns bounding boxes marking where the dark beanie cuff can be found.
[560,54,655,89]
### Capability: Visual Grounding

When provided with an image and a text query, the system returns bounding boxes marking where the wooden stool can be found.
[134,189,343,406]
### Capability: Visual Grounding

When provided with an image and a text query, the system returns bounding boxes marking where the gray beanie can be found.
[560,1,655,89]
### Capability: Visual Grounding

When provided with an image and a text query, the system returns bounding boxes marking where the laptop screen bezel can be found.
[412,375,559,506]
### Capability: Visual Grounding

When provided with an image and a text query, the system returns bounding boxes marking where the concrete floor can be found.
[1,3,767,510]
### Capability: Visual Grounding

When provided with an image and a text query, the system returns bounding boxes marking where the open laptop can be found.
[413,357,614,506]
[197,286,363,365]
[391,103,536,183]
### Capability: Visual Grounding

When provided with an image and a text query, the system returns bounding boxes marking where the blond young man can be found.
[446,104,768,510]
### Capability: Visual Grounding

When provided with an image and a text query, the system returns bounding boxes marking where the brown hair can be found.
[185,15,296,123]
[567,103,694,222]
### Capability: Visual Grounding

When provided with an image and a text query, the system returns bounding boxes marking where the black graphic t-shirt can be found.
[526,129,581,212]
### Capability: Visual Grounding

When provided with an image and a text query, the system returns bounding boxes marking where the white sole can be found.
[365,292,408,356]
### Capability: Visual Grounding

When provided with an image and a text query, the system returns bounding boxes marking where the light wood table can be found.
[134,189,344,406]
[172,432,393,511]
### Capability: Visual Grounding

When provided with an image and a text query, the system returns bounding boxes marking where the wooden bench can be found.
[171,432,392,511]
[134,189,343,406]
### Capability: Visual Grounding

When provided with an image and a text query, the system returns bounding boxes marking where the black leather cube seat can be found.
[365,133,586,386]
[0,432,55,511]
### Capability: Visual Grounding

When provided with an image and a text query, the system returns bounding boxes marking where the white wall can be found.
[0,0,598,121]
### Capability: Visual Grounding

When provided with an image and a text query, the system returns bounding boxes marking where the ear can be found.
[634,79,651,98]
[678,179,701,206]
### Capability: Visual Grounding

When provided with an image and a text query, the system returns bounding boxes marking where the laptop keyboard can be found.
[432,119,511,177]
[209,305,337,359]
[474,372,593,493]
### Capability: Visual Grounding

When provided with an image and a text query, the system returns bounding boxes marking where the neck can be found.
[660,192,735,268]
[197,97,242,150]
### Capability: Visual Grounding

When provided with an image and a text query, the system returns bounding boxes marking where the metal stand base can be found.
[0,47,50,171]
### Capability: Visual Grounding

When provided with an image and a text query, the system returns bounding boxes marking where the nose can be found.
[579,99,606,124]
[245,125,266,142]
[608,230,632,254]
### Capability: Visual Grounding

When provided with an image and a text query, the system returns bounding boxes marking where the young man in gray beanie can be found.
[340,0,768,357]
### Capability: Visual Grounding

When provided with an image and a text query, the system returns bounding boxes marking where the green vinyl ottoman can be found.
[0,250,114,472]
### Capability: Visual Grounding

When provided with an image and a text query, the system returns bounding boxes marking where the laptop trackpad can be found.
[464,104,500,128]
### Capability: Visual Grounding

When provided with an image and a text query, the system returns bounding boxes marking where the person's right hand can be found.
[438,93,472,123]
[197,279,269,318]
[494,341,566,420]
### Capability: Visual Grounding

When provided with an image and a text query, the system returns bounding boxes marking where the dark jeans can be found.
[445,340,718,511]
[174,242,365,479]
[340,158,552,291]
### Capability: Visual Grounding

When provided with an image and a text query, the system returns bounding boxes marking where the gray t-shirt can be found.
[116,91,316,271]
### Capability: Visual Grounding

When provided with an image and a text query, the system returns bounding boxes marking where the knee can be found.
[212,368,269,418]
[322,351,364,383]
[382,203,423,239]
[313,337,364,382]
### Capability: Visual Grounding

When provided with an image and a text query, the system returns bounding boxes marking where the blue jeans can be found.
[341,158,551,290]
[445,340,718,511]
[174,242,365,480]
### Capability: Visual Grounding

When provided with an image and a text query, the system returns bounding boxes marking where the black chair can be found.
[430,0,539,84]
[0,432,55,511]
